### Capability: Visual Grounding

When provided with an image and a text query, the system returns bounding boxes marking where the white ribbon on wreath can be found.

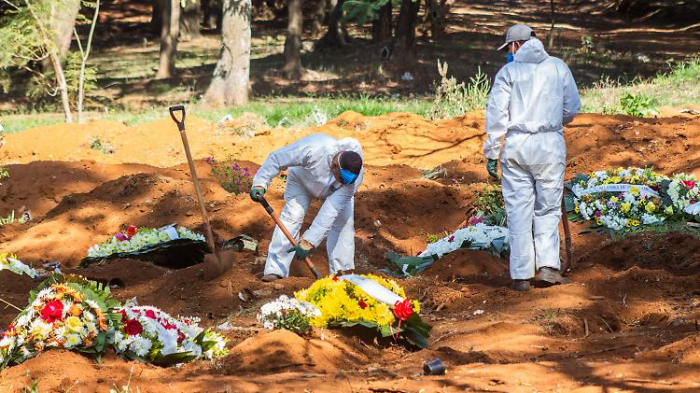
[340,274,404,306]
[572,183,660,198]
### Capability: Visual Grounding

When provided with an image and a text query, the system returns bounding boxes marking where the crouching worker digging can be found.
[250,134,363,282]
[484,24,581,292]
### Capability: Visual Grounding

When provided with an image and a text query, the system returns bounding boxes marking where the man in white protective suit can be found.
[484,24,581,292]
[250,134,364,282]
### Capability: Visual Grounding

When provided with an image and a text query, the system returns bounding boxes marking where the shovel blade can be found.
[203,250,236,280]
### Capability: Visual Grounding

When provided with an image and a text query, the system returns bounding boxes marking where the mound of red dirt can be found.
[2,111,700,391]
[419,249,508,284]
[223,329,372,374]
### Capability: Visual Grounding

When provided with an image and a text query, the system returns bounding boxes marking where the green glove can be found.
[287,241,313,260]
[487,159,499,180]
[250,187,266,201]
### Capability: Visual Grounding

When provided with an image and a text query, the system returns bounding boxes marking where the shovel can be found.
[169,105,235,280]
[560,194,573,276]
[254,196,322,279]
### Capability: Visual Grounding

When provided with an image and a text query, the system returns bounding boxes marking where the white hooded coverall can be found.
[252,134,364,277]
[483,38,581,280]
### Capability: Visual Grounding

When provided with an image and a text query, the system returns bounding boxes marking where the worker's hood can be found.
[514,38,549,64]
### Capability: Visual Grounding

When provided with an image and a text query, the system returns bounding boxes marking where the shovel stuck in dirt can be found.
[169,105,235,280]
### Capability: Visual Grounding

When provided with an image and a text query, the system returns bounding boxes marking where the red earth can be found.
[2,110,700,391]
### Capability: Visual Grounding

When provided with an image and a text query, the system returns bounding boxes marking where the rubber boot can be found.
[535,267,571,286]
[511,279,531,292]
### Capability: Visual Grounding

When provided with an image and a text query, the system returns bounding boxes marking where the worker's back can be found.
[490,38,580,135]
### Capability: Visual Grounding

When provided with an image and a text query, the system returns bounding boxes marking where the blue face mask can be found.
[339,168,359,185]
[507,52,514,63]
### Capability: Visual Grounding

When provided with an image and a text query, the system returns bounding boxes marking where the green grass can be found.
[581,55,700,114]
[2,56,699,134]
[0,113,66,134]
[189,95,431,128]
[1,95,431,133]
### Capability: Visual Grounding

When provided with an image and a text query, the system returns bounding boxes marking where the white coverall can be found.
[252,134,364,277]
[483,38,581,280]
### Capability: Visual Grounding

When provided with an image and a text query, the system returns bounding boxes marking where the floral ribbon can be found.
[572,184,660,198]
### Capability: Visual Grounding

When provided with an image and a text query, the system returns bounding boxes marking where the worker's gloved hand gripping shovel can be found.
[169,105,235,280]
[253,195,322,279]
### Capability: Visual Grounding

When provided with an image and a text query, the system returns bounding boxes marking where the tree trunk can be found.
[317,0,345,47]
[50,51,73,123]
[23,0,73,121]
[202,0,218,29]
[283,0,304,79]
[548,0,555,50]
[311,0,327,38]
[372,1,392,43]
[76,0,101,123]
[425,0,448,39]
[394,0,419,61]
[151,0,163,33]
[50,0,81,58]
[156,0,180,79]
[180,0,202,40]
[201,0,251,108]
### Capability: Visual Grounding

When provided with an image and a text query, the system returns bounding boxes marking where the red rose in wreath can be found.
[40,300,64,323]
[145,309,157,319]
[682,180,697,189]
[393,299,414,321]
[126,225,139,238]
[358,299,368,309]
[124,318,144,336]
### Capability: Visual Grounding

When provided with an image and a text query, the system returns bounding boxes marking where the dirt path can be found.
[2,111,700,391]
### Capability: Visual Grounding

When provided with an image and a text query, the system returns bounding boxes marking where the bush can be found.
[207,157,254,195]
[428,60,491,120]
[620,93,659,117]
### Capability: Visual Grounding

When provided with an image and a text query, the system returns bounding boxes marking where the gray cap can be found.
[497,24,534,51]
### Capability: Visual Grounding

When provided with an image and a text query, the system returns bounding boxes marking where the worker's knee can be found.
[279,205,306,224]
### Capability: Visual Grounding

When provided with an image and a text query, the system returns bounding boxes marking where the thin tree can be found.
[283,0,304,79]
[50,0,82,58]
[180,0,202,40]
[372,1,392,43]
[548,0,555,50]
[201,0,251,107]
[24,0,73,122]
[316,0,346,47]
[73,0,100,123]
[394,0,420,61]
[311,0,327,38]
[156,0,180,79]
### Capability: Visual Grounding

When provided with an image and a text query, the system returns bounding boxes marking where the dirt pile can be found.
[223,329,372,374]
[419,249,509,284]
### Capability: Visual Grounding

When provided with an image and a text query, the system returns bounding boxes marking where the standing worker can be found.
[250,134,364,282]
[484,24,581,292]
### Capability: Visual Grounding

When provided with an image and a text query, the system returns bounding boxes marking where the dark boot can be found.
[535,267,571,286]
[261,274,282,282]
[511,279,531,292]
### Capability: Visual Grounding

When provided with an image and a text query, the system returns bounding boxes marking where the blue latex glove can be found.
[487,159,499,180]
[287,241,313,260]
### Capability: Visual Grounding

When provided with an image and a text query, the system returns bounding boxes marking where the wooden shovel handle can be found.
[257,197,323,279]
[169,105,216,252]
[560,195,573,276]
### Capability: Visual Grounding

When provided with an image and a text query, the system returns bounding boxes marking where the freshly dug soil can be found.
[2,110,700,391]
